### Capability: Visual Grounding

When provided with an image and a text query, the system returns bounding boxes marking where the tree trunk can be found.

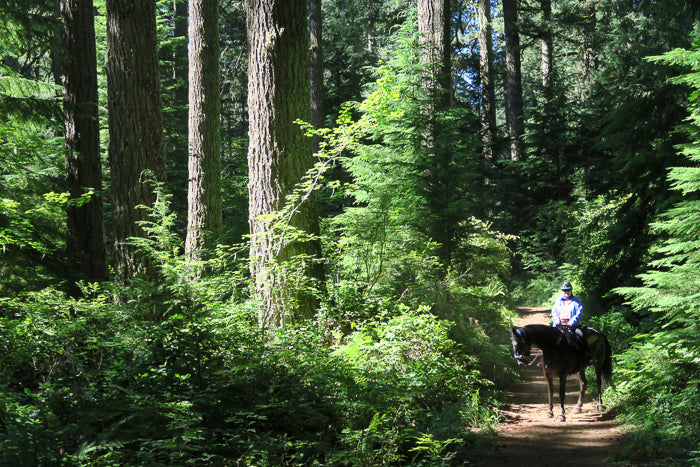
[51,1,64,88]
[418,0,453,266]
[503,0,524,162]
[539,0,559,194]
[541,0,553,100]
[167,0,189,220]
[61,0,107,281]
[105,0,166,279]
[418,0,451,109]
[185,0,222,261]
[247,0,324,327]
[478,0,497,161]
[580,3,597,98]
[309,0,324,152]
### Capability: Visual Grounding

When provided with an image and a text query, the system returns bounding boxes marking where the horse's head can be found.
[510,327,532,366]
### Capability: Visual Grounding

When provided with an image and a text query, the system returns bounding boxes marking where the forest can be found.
[1,0,699,464]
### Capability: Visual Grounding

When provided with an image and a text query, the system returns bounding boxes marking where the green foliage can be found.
[0,187,73,294]
[0,0,61,122]
[607,38,700,464]
[0,1,80,295]
[509,273,560,308]
[322,0,412,118]
[16,1,700,465]
[320,19,505,307]
[0,161,509,465]
[0,280,501,465]
[506,0,697,314]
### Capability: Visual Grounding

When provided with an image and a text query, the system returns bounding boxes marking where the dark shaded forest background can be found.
[1,0,699,464]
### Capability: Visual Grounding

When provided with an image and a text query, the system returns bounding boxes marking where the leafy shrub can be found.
[0,283,508,465]
[325,304,499,465]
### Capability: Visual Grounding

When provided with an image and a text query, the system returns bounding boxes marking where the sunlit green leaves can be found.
[610,40,700,463]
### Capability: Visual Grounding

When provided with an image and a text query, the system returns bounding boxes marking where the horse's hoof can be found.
[556,415,566,422]
[546,411,554,418]
[574,407,582,414]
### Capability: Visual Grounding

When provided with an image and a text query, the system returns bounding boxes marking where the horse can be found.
[509,324,613,421]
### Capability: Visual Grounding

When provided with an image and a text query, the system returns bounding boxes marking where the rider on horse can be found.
[551,281,592,362]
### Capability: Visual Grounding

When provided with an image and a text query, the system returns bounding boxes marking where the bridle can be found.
[512,328,543,366]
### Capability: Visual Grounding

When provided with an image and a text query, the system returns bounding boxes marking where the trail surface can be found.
[480,306,626,466]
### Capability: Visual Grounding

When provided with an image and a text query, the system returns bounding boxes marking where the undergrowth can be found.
[0,286,505,465]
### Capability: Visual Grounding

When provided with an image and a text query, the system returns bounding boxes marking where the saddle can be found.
[557,325,597,364]
[556,325,580,348]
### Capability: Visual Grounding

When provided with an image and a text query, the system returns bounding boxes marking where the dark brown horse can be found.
[510,324,612,421]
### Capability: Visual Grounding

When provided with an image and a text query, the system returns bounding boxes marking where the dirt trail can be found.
[479,306,626,466]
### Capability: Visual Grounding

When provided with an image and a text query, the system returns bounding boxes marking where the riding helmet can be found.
[560,281,573,291]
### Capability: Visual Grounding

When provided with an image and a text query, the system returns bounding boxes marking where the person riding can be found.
[551,281,591,361]
[551,281,582,328]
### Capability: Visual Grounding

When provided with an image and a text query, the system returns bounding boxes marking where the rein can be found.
[513,350,543,366]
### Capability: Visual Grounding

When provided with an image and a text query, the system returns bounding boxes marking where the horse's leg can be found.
[556,373,566,421]
[595,366,606,412]
[545,372,554,418]
[574,370,587,414]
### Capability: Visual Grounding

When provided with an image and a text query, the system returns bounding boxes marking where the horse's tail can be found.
[600,333,613,389]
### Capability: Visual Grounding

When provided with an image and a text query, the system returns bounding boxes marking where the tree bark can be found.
[167,0,189,217]
[105,0,166,279]
[418,0,451,109]
[478,0,497,161]
[185,0,222,261]
[541,0,553,100]
[247,0,324,327]
[61,0,107,281]
[503,0,524,162]
[309,0,324,152]
[418,0,453,266]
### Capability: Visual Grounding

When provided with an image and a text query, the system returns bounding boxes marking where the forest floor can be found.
[477,306,629,466]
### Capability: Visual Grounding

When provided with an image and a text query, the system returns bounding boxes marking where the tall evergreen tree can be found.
[572,0,697,300]
[503,0,523,162]
[60,0,107,281]
[612,40,700,456]
[617,41,700,343]
[539,0,552,99]
[418,0,451,110]
[105,0,166,278]
[185,0,222,261]
[309,0,324,153]
[418,0,454,266]
[165,0,190,225]
[478,0,496,162]
[247,0,324,327]
[580,0,596,93]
